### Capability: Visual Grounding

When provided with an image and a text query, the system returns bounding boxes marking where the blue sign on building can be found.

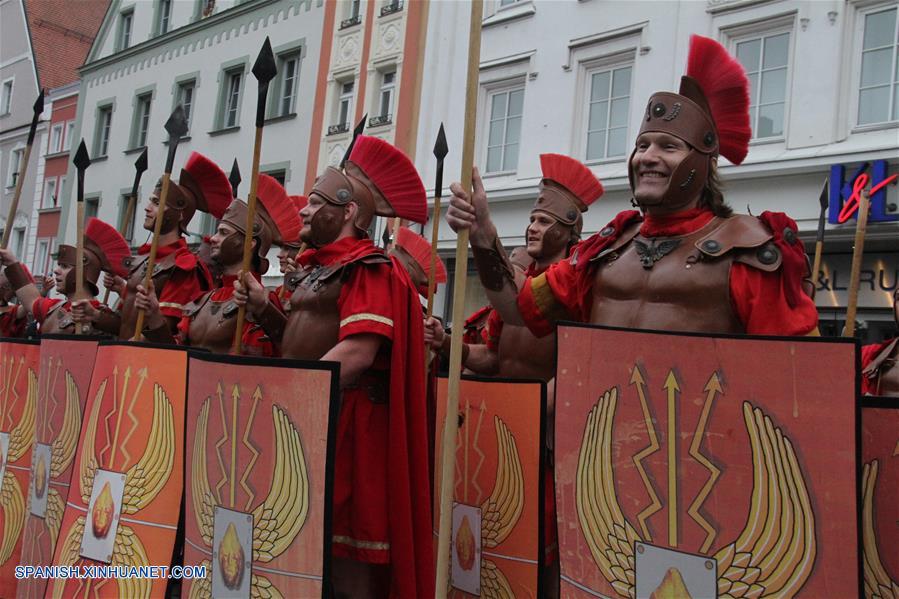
[828,159,897,224]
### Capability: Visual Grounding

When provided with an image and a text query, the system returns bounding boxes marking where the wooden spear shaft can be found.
[132,175,172,339]
[74,199,85,334]
[435,1,483,595]
[843,188,870,337]
[231,126,264,354]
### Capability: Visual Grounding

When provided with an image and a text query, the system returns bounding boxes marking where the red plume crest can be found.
[84,217,131,278]
[183,152,232,218]
[257,175,301,244]
[539,154,604,208]
[349,135,427,224]
[396,227,446,284]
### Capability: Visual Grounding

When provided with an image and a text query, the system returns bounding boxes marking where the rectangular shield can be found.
[0,340,39,597]
[49,342,188,598]
[860,396,899,598]
[18,335,99,599]
[183,352,339,599]
[434,375,546,597]
[554,324,859,598]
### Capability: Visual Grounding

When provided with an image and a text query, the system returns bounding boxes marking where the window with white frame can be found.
[333,80,354,132]
[858,5,899,125]
[585,64,631,160]
[64,121,74,151]
[43,177,58,208]
[378,70,396,120]
[177,80,195,132]
[348,0,361,20]
[156,0,172,35]
[118,9,133,50]
[6,148,23,187]
[95,105,113,157]
[132,93,152,148]
[485,86,524,173]
[222,68,243,128]
[500,0,519,6]
[275,51,301,117]
[12,228,24,257]
[85,197,99,220]
[735,31,790,139]
[33,239,51,276]
[1,79,12,115]
[49,123,64,154]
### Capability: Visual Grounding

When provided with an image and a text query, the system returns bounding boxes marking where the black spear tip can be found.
[818,178,829,209]
[251,37,277,85]
[229,159,241,197]
[165,104,189,139]
[33,89,45,115]
[73,140,91,171]
[134,147,149,174]
[433,123,448,161]
[353,114,367,138]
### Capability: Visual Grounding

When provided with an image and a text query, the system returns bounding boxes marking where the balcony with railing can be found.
[380,1,403,17]
[339,14,361,29]
[369,114,392,127]
[327,123,350,135]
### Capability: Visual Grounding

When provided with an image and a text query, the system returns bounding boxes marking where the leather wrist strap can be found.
[255,300,287,343]
[472,236,515,292]
[142,320,175,344]
[4,263,33,291]
[94,308,122,335]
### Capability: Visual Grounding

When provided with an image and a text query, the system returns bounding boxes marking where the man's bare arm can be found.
[321,333,382,390]
[445,168,524,326]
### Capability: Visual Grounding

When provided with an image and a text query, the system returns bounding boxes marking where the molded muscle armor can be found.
[119,252,181,340]
[588,215,779,333]
[41,302,100,336]
[185,291,265,356]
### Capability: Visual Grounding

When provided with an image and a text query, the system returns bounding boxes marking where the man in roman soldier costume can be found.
[427,154,602,380]
[861,288,899,396]
[389,226,447,299]
[73,152,228,339]
[234,135,433,598]
[272,194,307,311]
[0,272,26,338]
[137,169,299,356]
[447,35,819,341]
[0,218,129,335]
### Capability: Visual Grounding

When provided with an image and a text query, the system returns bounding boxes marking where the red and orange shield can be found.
[0,340,39,596]
[434,375,546,597]
[555,324,859,598]
[183,353,339,599]
[861,396,899,598]
[18,336,100,599]
[50,342,188,598]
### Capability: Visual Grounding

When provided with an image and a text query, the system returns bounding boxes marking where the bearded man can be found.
[234,135,433,599]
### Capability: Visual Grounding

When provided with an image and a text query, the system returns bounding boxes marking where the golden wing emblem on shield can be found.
[576,387,816,598]
[189,397,308,598]
[0,367,36,565]
[54,380,173,599]
[50,372,83,478]
[477,415,523,599]
[862,460,899,599]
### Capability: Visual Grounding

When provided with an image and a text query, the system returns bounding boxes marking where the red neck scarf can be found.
[640,207,714,237]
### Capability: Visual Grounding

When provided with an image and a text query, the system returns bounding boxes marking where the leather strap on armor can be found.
[472,236,515,292]
[93,308,122,335]
[4,262,33,291]
[142,320,175,344]
[254,299,288,343]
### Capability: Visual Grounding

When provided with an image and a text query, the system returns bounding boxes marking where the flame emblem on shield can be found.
[455,515,476,571]
[218,522,245,590]
[34,453,47,499]
[91,481,115,539]
[650,568,693,599]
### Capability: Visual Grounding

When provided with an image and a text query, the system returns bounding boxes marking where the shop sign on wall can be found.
[815,252,898,309]
[829,160,897,224]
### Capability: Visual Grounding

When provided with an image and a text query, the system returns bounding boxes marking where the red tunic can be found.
[0,307,25,338]
[176,273,279,357]
[135,239,211,319]
[518,208,819,337]
[301,237,433,597]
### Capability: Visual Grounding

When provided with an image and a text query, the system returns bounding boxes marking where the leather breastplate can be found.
[119,253,179,340]
[498,325,556,382]
[281,254,391,360]
[589,216,778,334]
[186,292,241,355]
[864,339,899,397]
[41,302,97,336]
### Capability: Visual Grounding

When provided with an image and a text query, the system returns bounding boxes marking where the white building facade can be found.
[415,0,898,341]
[58,0,326,279]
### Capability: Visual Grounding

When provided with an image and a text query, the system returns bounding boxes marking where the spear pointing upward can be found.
[436,2,484,596]
[131,105,189,340]
[340,114,367,169]
[2,89,44,248]
[72,140,91,335]
[229,159,241,199]
[232,37,277,355]
[810,178,828,299]
[427,124,449,321]
[105,148,148,305]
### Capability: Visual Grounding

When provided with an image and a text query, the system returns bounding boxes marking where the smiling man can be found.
[446,34,819,340]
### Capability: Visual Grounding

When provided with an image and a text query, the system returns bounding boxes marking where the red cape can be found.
[385,254,434,598]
